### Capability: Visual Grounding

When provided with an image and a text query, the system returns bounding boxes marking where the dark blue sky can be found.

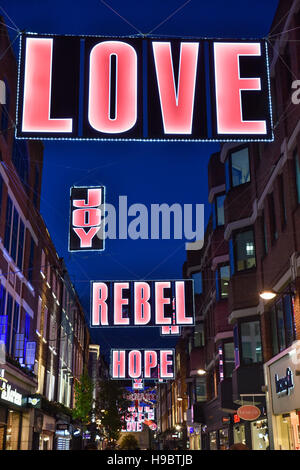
[1,0,279,357]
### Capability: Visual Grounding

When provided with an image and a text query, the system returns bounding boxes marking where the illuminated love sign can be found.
[110,349,175,380]
[69,186,105,252]
[16,34,273,142]
[91,280,194,333]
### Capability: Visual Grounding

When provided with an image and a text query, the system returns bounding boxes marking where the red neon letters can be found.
[91,280,194,327]
[213,42,267,135]
[22,37,73,133]
[18,34,272,141]
[88,41,137,133]
[111,349,175,379]
[152,42,199,134]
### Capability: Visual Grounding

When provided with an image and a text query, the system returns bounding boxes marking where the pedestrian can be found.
[228,443,249,450]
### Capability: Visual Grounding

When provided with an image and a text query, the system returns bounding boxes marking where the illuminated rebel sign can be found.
[110,349,175,380]
[91,280,194,333]
[16,34,273,142]
[69,186,105,252]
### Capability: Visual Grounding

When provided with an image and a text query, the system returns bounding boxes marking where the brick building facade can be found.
[157,0,300,451]
[0,18,91,450]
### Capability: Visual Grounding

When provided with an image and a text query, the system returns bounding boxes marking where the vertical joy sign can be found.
[69,186,105,252]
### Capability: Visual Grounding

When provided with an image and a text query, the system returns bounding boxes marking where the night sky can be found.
[1,1,279,359]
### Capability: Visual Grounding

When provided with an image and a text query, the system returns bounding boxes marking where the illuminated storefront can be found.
[0,366,36,450]
[265,341,300,450]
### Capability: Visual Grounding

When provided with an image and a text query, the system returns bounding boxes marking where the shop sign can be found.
[267,345,300,416]
[237,405,261,421]
[0,370,22,406]
[275,368,294,396]
[91,280,194,335]
[69,186,105,252]
[111,349,175,380]
[16,34,273,143]
[27,396,41,408]
[222,416,230,424]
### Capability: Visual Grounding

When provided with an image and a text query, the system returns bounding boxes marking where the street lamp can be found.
[177,397,183,402]
[259,289,277,300]
[197,369,206,376]
[259,287,295,301]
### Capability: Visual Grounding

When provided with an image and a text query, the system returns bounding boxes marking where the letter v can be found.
[152,42,198,134]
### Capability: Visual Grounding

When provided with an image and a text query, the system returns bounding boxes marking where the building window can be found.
[240,319,262,365]
[193,323,205,348]
[195,376,207,402]
[230,147,250,188]
[28,237,35,283]
[223,342,235,378]
[216,264,230,299]
[213,194,225,227]
[294,150,300,204]
[4,198,25,271]
[192,272,202,295]
[261,210,268,256]
[233,229,256,272]
[4,196,13,252]
[0,80,10,139]
[278,174,287,228]
[269,294,296,356]
[268,193,278,244]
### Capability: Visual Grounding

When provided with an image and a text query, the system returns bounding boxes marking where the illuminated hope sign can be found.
[16,34,273,143]
[69,186,105,252]
[110,349,175,380]
[91,280,194,335]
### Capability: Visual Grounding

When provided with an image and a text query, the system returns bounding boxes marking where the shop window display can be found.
[233,423,246,445]
[251,419,269,450]
[219,428,229,450]
[209,431,218,450]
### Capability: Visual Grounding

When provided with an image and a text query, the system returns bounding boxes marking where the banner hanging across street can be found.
[90,280,195,333]
[16,33,273,142]
[110,349,175,380]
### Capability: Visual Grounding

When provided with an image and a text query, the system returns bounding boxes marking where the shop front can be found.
[201,397,233,450]
[232,413,269,450]
[39,413,56,450]
[0,365,36,450]
[265,341,300,450]
[188,425,201,450]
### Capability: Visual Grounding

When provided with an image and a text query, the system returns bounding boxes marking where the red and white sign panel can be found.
[16,33,273,142]
[69,186,105,252]
[110,349,175,380]
[121,405,155,432]
[91,280,194,332]
[237,405,261,421]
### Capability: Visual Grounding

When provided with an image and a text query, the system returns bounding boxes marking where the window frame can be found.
[228,145,251,189]
[233,227,257,273]
[216,263,230,300]
[269,293,296,356]
[237,316,263,367]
